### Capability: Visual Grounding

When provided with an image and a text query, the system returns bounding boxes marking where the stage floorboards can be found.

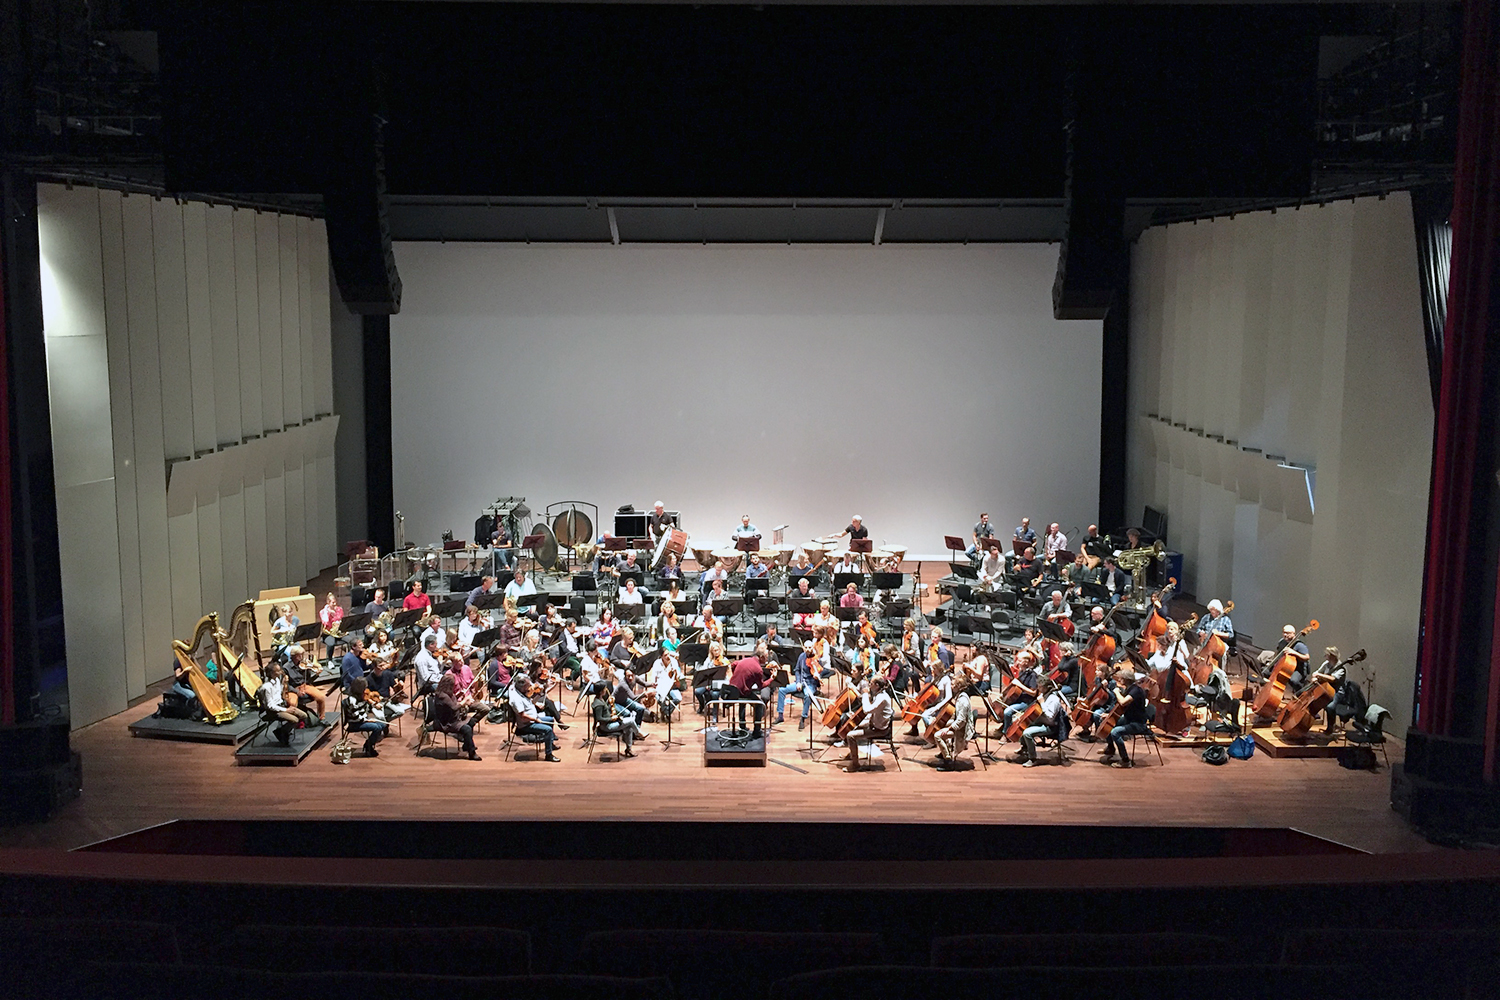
[0,692,1431,856]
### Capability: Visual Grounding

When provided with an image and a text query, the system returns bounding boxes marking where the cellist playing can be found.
[843,674,895,772]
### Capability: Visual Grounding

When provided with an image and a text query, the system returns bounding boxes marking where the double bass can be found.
[1078,594,1141,691]
[1278,648,1364,738]
[1186,605,1230,685]
[1136,578,1181,658]
[1252,620,1320,721]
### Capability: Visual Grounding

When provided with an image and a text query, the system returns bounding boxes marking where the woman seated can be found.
[590,680,645,757]
[341,677,389,757]
[431,672,482,761]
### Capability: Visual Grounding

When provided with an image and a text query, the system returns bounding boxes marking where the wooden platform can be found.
[703,727,768,766]
[127,710,261,745]
[233,712,338,765]
[1251,725,1349,759]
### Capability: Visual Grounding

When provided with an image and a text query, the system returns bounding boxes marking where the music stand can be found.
[882,598,912,621]
[948,563,978,581]
[521,532,545,574]
[849,538,872,553]
[872,572,904,591]
[712,597,744,618]
[1012,538,1029,556]
[735,536,761,552]
[1056,549,1075,565]
[788,597,821,616]
[603,535,630,552]
[679,642,709,665]
[339,611,373,635]
[752,596,780,628]
[431,598,466,619]
[743,577,771,598]
[291,622,321,644]
[615,603,646,622]
[475,592,507,611]
[833,573,865,591]
[391,608,425,631]
[617,570,645,590]
[472,626,502,649]
[1036,618,1070,643]
[1079,582,1112,604]
[945,535,966,558]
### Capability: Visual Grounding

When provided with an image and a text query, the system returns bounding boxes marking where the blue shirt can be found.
[340,650,365,687]
[745,563,769,579]
[1013,526,1036,543]
[1200,614,1235,638]
[794,653,819,688]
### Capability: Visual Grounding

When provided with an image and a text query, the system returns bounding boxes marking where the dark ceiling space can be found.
[149,2,1342,200]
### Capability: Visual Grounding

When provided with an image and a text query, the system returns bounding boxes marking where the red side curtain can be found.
[1419,0,1498,769]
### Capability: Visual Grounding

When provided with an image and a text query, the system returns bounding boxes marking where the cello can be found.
[1278,648,1364,738]
[1136,578,1181,658]
[1251,620,1319,721]
[1185,605,1229,685]
[1070,675,1112,737]
[822,686,859,730]
[1078,594,1139,691]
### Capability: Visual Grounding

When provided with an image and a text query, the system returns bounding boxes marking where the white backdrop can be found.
[391,242,1101,558]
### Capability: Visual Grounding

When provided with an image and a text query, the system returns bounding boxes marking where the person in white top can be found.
[1020,676,1068,766]
[259,662,312,745]
[456,605,486,652]
[617,578,645,605]
[833,553,861,576]
[1043,523,1068,562]
[419,614,448,651]
[978,544,1005,590]
[649,650,683,720]
[844,674,895,771]
[504,568,537,603]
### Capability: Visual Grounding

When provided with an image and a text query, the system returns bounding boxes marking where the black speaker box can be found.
[0,721,71,769]
[0,750,82,825]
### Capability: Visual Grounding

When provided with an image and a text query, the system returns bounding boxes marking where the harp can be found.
[171,615,240,724]
[223,602,264,701]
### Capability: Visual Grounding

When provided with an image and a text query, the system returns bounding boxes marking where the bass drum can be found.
[653,527,688,569]
[552,508,594,548]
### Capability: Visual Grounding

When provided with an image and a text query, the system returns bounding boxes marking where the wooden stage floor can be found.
[0,690,1432,856]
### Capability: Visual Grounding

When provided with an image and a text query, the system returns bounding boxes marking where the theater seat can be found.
[579,929,878,1000]
[0,918,180,1000]
[220,923,532,975]
[931,931,1238,967]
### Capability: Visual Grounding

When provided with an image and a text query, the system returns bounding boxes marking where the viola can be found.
[1136,577,1180,658]
[1252,620,1320,720]
[1278,649,1364,738]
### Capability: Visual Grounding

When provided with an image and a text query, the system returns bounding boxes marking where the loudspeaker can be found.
[325,118,401,315]
[0,722,71,769]
[0,751,82,825]
[1404,729,1485,786]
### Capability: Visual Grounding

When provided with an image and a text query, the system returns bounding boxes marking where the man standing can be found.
[727,647,772,737]
[841,515,869,545]
[732,514,761,545]
[967,512,995,562]
[648,501,673,544]
[1042,523,1069,563]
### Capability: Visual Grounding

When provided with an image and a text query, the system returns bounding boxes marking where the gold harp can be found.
[171,615,239,724]
[215,607,262,703]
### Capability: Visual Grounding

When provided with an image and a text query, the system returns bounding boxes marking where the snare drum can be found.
[652,527,688,570]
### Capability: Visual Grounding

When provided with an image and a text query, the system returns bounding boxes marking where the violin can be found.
[1251,619,1319,720]
[1278,649,1364,738]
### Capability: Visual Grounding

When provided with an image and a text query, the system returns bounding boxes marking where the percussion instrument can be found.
[551,507,594,548]
[712,547,744,574]
[865,547,893,573]
[690,543,720,570]
[763,544,796,567]
[652,527,688,570]
[884,544,908,565]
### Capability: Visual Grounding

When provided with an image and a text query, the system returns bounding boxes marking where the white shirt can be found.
[508,686,538,723]
[457,619,483,649]
[261,676,287,712]
[980,552,1005,582]
[1039,690,1065,723]
[419,625,447,650]
[835,560,860,575]
[505,578,537,601]
[414,649,444,689]
[617,588,644,605]
[862,690,894,732]
[1044,531,1068,559]
[650,659,679,699]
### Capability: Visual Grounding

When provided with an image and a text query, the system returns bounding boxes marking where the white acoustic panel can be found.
[296,217,316,421]
[284,462,306,586]
[167,508,202,642]
[182,200,217,455]
[256,211,284,433]
[196,493,225,620]
[151,198,194,465]
[207,204,241,446]
[56,480,129,725]
[279,214,303,428]
[390,243,1102,556]
[233,208,263,438]
[243,478,269,598]
[261,434,288,587]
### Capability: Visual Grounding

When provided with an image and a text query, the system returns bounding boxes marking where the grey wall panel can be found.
[99,189,148,704]
[262,437,288,588]
[296,217,316,421]
[256,211,283,433]
[151,198,194,465]
[122,193,171,700]
[182,201,217,456]
[233,208,263,438]
[55,480,128,725]
[283,462,306,585]
[207,204,241,446]
[279,214,303,428]
[167,508,202,646]
[219,478,248,609]
[196,494,225,618]
[308,223,334,417]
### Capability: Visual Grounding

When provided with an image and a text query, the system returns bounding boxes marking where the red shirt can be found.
[403,592,432,612]
[729,656,768,694]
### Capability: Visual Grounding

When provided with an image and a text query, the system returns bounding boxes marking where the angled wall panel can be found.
[233,208,263,439]
[256,211,283,434]
[207,204,241,447]
[183,201,217,456]
[279,214,303,428]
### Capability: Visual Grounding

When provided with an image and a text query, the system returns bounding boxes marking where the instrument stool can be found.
[1130,728,1166,766]
[412,696,460,758]
[501,716,550,762]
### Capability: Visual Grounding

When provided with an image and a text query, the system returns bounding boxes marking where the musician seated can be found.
[1065,552,1101,598]
[318,592,344,665]
[1042,523,1068,564]
[1012,516,1037,547]
[934,666,981,766]
[844,675,895,771]
[342,677,389,756]
[610,664,648,727]
[270,604,299,658]
[167,663,201,719]
[259,663,313,745]
[1101,668,1150,768]
[590,609,617,650]
[832,552,861,577]
[1312,646,1360,734]
[1001,653,1042,733]
[1187,662,1234,727]
[612,550,643,578]
[907,659,954,742]
[504,567,537,603]
[590,680,644,756]
[1019,676,1068,767]
[777,640,822,729]
[419,614,449,652]
[839,582,864,609]
[1081,605,1117,646]
[490,521,516,570]
[340,637,368,691]
[978,545,1005,589]
[1012,546,1039,581]
[1041,589,1072,624]
[744,553,769,579]
[788,552,815,580]
[761,622,789,651]
[1052,642,1080,696]
[363,588,388,619]
[403,579,433,614]
[658,552,684,587]
[926,625,954,680]
[618,577,646,605]
[429,672,482,760]
[413,636,446,698]
[1258,623,1311,686]
[699,559,729,596]
[693,641,731,712]
[457,604,486,652]
[848,634,877,678]
[1194,600,1235,650]
[506,676,557,761]
[1101,556,1129,604]
[649,650,683,720]
[608,626,637,673]
[282,645,329,722]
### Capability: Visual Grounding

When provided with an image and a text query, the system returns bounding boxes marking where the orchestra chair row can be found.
[577,930,880,1000]
[213,925,532,976]
[83,963,675,1000]
[767,963,1467,1000]
[0,917,181,1000]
